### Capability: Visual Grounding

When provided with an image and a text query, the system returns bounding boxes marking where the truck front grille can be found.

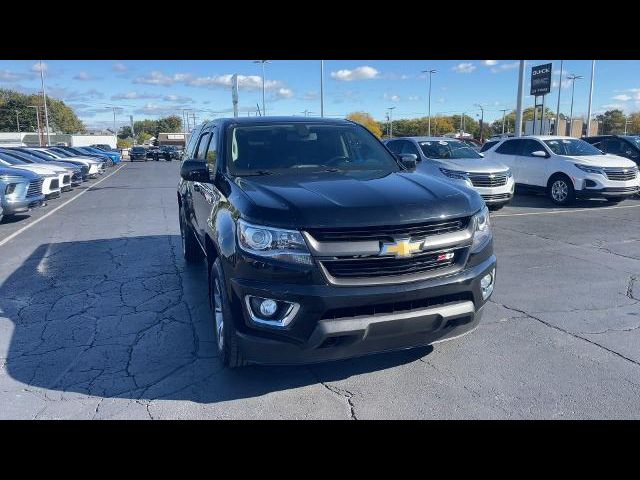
[468,172,508,187]
[27,179,43,197]
[604,168,638,181]
[481,193,511,201]
[321,249,460,279]
[307,217,470,243]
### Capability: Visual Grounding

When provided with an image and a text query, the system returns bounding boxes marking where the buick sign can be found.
[530,63,552,96]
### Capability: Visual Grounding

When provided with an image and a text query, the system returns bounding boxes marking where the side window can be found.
[520,139,545,157]
[386,140,402,154]
[401,141,420,157]
[495,139,520,155]
[206,128,218,172]
[195,132,211,161]
[480,140,497,152]
[603,139,624,155]
[184,127,201,159]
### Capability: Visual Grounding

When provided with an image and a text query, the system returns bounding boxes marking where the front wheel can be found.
[211,258,247,368]
[548,175,575,206]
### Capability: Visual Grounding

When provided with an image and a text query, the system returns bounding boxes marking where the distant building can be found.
[156,132,187,147]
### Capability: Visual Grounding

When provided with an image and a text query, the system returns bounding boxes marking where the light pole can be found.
[586,60,596,136]
[555,60,564,134]
[253,60,270,116]
[320,60,324,118]
[28,105,42,146]
[39,60,51,146]
[624,116,630,135]
[500,108,508,135]
[474,103,484,142]
[567,74,583,136]
[15,110,20,133]
[515,60,526,137]
[387,107,396,138]
[422,69,436,136]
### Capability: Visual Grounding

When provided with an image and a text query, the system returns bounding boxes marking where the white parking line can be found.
[0,164,126,248]
[493,203,640,218]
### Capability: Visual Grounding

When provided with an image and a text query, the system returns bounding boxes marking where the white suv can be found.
[384,137,515,209]
[482,135,640,205]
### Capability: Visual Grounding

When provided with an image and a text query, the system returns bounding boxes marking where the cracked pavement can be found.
[1,161,640,419]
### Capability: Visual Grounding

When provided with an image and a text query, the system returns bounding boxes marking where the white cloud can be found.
[164,94,193,103]
[30,62,47,73]
[302,91,319,101]
[613,94,632,102]
[330,66,379,81]
[187,74,283,92]
[73,71,95,81]
[111,91,161,100]
[0,70,28,82]
[483,60,498,66]
[490,61,519,73]
[113,63,127,72]
[600,103,624,110]
[383,93,400,102]
[133,71,192,86]
[452,63,476,74]
[275,87,294,99]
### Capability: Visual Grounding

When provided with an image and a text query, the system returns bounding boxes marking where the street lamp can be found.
[387,106,396,138]
[421,69,436,136]
[567,74,583,136]
[253,60,270,116]
[39,60,51,146]
[28,105,42,146]
[499,108,508,135]
[474,103,484,142]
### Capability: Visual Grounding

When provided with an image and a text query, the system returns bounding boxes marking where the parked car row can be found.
[0,146,118,223]
[128,145,181,162]
[385,135,640,208]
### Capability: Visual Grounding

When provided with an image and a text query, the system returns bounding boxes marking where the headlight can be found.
[505,169,513,178]
[237,219,312,265]
[574,164,604,175]
[440,168,469,181]
[471,206,492,253]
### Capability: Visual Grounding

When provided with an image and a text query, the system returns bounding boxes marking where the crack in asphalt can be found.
[489,299,640,368]
[306,366,358,420]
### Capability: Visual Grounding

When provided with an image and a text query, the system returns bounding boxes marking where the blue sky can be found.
[2,59,639,130]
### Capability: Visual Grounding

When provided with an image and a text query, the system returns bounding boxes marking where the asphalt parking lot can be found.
[1,160,639,419]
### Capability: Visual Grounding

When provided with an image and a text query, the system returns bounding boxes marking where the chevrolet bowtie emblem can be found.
[380,239,423,257]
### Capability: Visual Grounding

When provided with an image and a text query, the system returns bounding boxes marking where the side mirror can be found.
[180,159,211,182]
[532,150,548,158]
[398,153,418,170]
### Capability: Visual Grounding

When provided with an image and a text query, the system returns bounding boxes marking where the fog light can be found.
[5,183,16,195]
[245,295,301,327]
[259,299,278,317]
[481,270,495,300]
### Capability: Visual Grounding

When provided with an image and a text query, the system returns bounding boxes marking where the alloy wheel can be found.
[551,180,568,203]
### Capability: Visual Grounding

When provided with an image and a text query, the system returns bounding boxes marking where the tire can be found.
[606,197,624,204]
[487,204,504,211]
[179,205,204,263]
[548,174,575,206]
[210,257,247,368]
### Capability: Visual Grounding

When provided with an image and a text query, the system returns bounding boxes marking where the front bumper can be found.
[1,195,45,215]
[576,186,640,199]
[230,253,496,365]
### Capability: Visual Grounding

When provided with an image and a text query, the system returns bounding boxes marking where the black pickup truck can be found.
[177,117,496,367]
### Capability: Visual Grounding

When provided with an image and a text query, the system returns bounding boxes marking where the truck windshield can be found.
[544,139,603,156]
[227,123,400,175]
[419,140,483,159]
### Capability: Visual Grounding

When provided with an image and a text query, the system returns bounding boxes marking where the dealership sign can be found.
[530,63,552,96]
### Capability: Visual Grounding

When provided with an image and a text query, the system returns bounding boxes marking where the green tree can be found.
[0,88,85,134]
[595,109,626,135]
[136,132,152,145]
[347,111,382,138]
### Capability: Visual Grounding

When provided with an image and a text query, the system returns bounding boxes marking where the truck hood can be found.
[11,165,62,176]
[565,154,637,169]
[0,166,41,181]
[235,170,483,229]
[429,158,510,173]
